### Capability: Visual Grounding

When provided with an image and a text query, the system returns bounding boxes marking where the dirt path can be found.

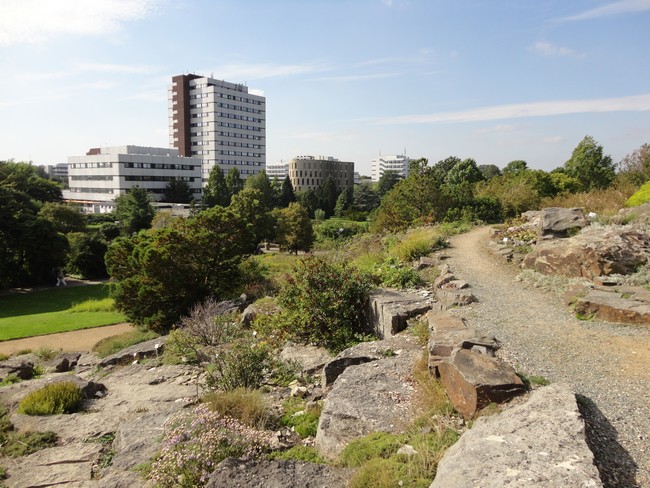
[446,226,650,488]
[0,323,134,356]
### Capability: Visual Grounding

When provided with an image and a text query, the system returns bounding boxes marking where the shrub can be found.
[268,445,327,464]
[389,227,438,262]
[625,180,650,207]
[177,300,239,348]
[202,388,270,429]
[207,341,271,391]
[18,382,84,415]
[163,329,202,365]
[92,329,159,358]
[541,179,637,216]
[314,219,369,242]
[33,347,59,361]
[372,257,422,289]
[68,298,115,313]
[148,405,273,487]
[280,398,322,438]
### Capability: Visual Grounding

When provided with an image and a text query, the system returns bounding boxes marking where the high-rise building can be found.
[371,154,410,182]
[288,155,354,193]
[168,74,266,185]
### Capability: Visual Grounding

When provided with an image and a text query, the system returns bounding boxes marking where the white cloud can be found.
[76,63,157,74]
[0,0,160,46]
[543,136,565,144]
[532,41,583,58]
[561,0,650,21]
[204,63,327,82]
[475,124,516,135]
[312,72,402,82]
[371,93,650,125]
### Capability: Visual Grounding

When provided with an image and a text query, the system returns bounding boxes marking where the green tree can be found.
[113,187,155,235]
[244,170,275,209]
[377,171,403,198]
[38,202,86,234]
[162,179,194,204]
[445,158,485,186]
[203,165,230,208]
[478,164,501,180]
[0,161,62,203]
[296,189,319,218]
[105,207,255,332]
[279,176,296,208]
[564,136,616,190]
[619,143,650,184]
[503,160,528,174]
[433,156,461,178]
[334,186,354,217]
[230,188,275,245]
[318,176,339,218]
[225,168,244,200]
[66,232,108,278]
[274,202,314,254]
[352,180,379,213]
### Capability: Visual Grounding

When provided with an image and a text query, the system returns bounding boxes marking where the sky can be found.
[1,0,649,176]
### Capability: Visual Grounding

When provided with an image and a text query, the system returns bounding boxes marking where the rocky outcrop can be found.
[430,383,602,488]
[366,289,432,339]
[538,207,588,239]
[438,349,526,419]
[99,337,166,367]
[522,227,650,280]
[0,356,35,382]
[618,202,650,224]
[433,265,477,309]
[280,343,333,375]
[315,337,422,459]
[207,458,352,488]
[569,285,650,325]
[43,352,82,373]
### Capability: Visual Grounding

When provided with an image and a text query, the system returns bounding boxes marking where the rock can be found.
[438,349,526,419]
[280,343,333,375]
[0,356,35,381]
[7,442,102,487]
[99,337,166,367]
[538,207,588,239]
[430,383,602,488]
[207,458,352,488]
[416,256,440,270]
[618,202,650,224]
[240,299,281,327]
[109,411,171,471]
[315,344,422,459]
[522,227,650,280]
[99,470,144,488]
[366,289,432,339]
[321,334,421,388]
[44,352,82,373]
[397,444,418,456]
[573,286,650,325]
[434,287,477,309]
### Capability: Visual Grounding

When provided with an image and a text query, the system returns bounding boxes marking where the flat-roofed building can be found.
[288,155,354,193]
[63,145,202,213]
[371,154,410,181]
[266,161,289,182]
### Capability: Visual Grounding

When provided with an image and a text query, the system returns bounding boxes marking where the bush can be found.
[148,405,273,487]
[268,445,327,464]
[68,297,115,313]
[280,398,322,438]
[371,257,422,289]
[625,180,650,207]
[314,219,369,242]
[203,388,270,429]
[207,341,271,391]
[17,382,84,415]
[177,300,239,348]
[66,231,108,279]
[92,329,159,358]
[389,227,438,262]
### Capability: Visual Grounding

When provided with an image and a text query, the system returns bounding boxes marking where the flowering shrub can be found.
[148,405,273,487]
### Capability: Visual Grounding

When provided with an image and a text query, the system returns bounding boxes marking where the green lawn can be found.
[0,284,127,341]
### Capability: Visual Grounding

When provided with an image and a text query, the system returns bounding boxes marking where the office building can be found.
[46,163,69,180]
[371,154,410,182]
[266,161,289,182]
[63,145,202,213]
[169,74,266,185]
[288,155,354,193]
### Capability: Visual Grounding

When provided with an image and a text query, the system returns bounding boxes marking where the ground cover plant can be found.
[0,404,57,457]
[0,284,126,341]
[17,381,84,415]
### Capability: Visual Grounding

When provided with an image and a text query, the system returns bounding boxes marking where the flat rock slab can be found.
[7,441,102,487]
[367,289,432,339]
[315,343,422,459]
[280,344,333,375]
[99,337,166,367]
[538,207,588,238]
[430,383,602,488]
[207,458,352,488]
[574,286,650,325]
[438,349,526,419]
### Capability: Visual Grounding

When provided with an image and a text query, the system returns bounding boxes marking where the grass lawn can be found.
[0,284,126,341]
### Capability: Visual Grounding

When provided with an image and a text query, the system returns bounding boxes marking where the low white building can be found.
[266,161,289,182]
[63,145,202,213]
[371,154,410,182]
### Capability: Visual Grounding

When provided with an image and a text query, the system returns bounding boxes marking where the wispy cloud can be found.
[532,41,584,58]
[475,124,516,135]
[0,0,161,46]
[371,93,650,125]
[560,0,650,21]
[205,63,329,82]
[543,136,565,144]
[77,63,157,74]
[312,72,402,82]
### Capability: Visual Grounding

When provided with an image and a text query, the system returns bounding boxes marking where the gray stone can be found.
[574,286,650,325]
[280,343,333,375]
[44,352,82,373]
[207,458,352,488]
[617,202,650,224]
[109,411,171,471]
[430,383,602,488]
[434,287,477,309]
[99,337,166,367]
[538,207,588,238]
[0,356,35,381]
[367,289,432,339]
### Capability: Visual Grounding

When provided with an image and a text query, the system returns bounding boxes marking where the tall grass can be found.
[68,298,115,313]
[540,180,637,216]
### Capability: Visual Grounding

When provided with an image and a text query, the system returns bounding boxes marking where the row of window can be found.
[217,122,262,131]
[124,162,197,170]
[189,91,263,106]
[290,170,352,178]
[69,162,113,169]
[294,178,351,188]
[125,176,196,182]
[70,175,113,181]
[69,187,114,193]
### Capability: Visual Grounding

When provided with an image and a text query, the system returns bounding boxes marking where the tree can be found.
[113,187,155,235]
[334,186,354,217]
[105,206,255,332]
[377,171,403,198]
[162,179,194,204]
[317,176,339,218]
[66,232,108,278]
[203,165,230,208]
[274,202,314,255]
[229,188,275,245]
[619,143,650,184]
[279,176,296,208]
[38,202,86,234]
[503,160,528,174]
[0,161,62,203]
[225,168,244,200]
[445,158,485,186]
[296,189,319,218]
[478,164,501,180]
[244,170,275,209]
[564,136,615,190]
[352,180,379,213]
[433,156,461,178]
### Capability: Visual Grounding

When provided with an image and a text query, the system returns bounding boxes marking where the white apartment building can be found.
[288,155,354,193]
[371,154,410,182]
[266,161,289,182]
[63,145,202,213]
[169,74,266,185]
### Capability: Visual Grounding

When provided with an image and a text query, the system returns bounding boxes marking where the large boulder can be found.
[99,336,166,367]
[573,286,650,325]
[207,458,351,488]
[280,343,333,376]
[618,202,650,224]
[0,356,35,382]
[438,349,526,419]
[430,383,602,488]
[315,344,422,459]
[367,289,432,339]
[522,227,650,280]
[538,207,588,239]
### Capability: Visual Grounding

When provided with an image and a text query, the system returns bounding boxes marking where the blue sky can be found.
[1,0,649,176]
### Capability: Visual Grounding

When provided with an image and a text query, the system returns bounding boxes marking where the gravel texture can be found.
[444,227,650,488]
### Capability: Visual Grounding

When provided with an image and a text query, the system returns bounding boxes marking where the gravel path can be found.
[445,226,650,488]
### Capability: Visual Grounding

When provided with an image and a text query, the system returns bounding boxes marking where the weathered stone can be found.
[523,227,650,280]
[438,349,526,419]
[207,458,352,488]
[538,207,588,238]
[0,356,35,381]
[280,343,333,375]
[574,286,650,325]
[321,334,421,388]
[430,383,602,488]
[434,271,456,288]
[366,289,432,339]
[44,352,82,373]
[240,300,281,327]
[434,287,477,309]
[109,411,171,471]
[315,342,421,459]
[617,202,650,224]
[99,337,166,367]
[416,256,440,270]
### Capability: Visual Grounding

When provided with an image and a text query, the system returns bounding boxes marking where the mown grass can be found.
[92,328,159,358]
[0,285,126,341]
